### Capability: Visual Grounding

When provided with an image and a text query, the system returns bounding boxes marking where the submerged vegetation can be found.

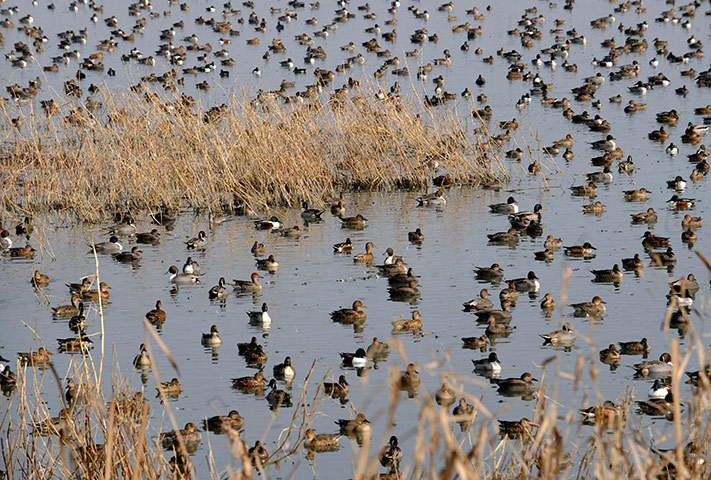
[0,84,504,221]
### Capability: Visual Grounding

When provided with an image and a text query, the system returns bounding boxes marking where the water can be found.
[2,0,711,477]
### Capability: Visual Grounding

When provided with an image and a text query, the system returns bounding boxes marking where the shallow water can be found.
[2,0,711,477]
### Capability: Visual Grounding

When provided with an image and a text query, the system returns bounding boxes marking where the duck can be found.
[330,199,346,217]
[618,337,651,354]
[586,167,614,184]
[231,371,266,390]
[273,356,295,380]
[15,217,33,238]
[133,344,151,368]
[463,289,494,310]
[167,265,200,284]
[254,216,280,230]
[366,337,389,358]
[636,392,677,416]
[632,353,673,376]
[668,195,696,209]
[9,243,36,258]
[495,372,537,394]
[571,296,606,317]
[52,295,81,317]
[498,418,537,439]
[57,333,93,352]
[681,228,697,243]
[416,188,446,207]
[91,236,122,254]
[237,337,260,356]
[624,188,650,201]
[30,270,50,288]
[248,441,269,464]
[590,135,616,151]
[667,176,687,191]
[392,310,423,332]
[599,344,621,364]
[540,293,556,312]
[389,279,421,300]
[183,230,207,249]
[231,273,262,292]
[156,378,183,396]
[554,134,574,148]
[570,181,597,197]
[631,208,657,224]
[472,352,502,373]
[208,277,228,299]
[201,325,222,346]
[303,429,342,452]
[244,344,268,365]
[266,379,292,406]
[682,128,701,144]
[682,214,702,229]
[475,263,505,280]
[160,423,202,447]
[340,214,368,228]
[301,202,325,221]
[489,196,519,214]
[591,264,623,282]
[331,300,367,324]
[247,303,271,326]
[324,375,349,397]
[340,348,368,367]
[0,364,17,388]
[581,201,605,214]
[203,410,243,433]
[0,230,12,250]
[666,143,679,156]
[564,242,596,257]
[152,208,176,226]
[642,231,670,249]
[68,302,87,331]
[648,126,669,141]
[506,271,540,292]
[487,228,520,244]
[333,238,353,252]
[509,204,545,225]
[649,247,676,266]
[579,401,621,425]
[337,413,371,435]
[462,335,488,349]
[251,241,265,255]
[395,363,421,389]
[256,254,279,271]
[618,156,635,173]
[540,322,576,345]
[380,436,402,470]
[622,254,644,270]
[136,229,161,244]
[183,257,200,275]
[408,228,424,243]
[649,379,671,399]
[353,242,376,262]
[114,246,142,262]
[435,383,456,406]
[473,301,512,323]
[670,274,700,296]
[82,282,111,302]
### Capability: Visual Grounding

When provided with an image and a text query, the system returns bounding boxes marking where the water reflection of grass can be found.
[0,84,505,221]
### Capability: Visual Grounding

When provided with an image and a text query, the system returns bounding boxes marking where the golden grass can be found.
[0,83,505,221]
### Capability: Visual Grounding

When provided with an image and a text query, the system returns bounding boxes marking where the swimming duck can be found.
[0,364,17,388]
[599,344,621,364]
[133,344,151,368]
[9,243,35,258]
[681,228,697,244]
[670,274,699,296]
[586,167,613,184]
[416,188,446,207]
[571,296,606,317]
[152,208,176,226]
[388,279,421,300]
[681,214,702,230]
[167,265,201,284]
[232,273,262,292]
[509,204,545,225]
[330,199,346,217]
[554,134,574,148]
[462,335,488,349]
[324,375,349,397]
[337,413,371,435]
[666,143,679,156]
[82,282,111,302]
[91,236,122,254]
[251,241,265,255]
[534,248,555,262]
[15,217,33,238]
[254,216,280,230]
[395,363,421,389]
[632,353,673,377]
[648,126,669,141]
[570,181,597,197]
[231,371,266,390]
[472,352,502,373]
[686,122,709,135]
[618,156,635,173]
[273,356,295,380]
[136,229,161,244]
[52,294,81,317]
[624,188,650,201]
[505,148,523,160]
[540,293,556,312]
[331,300,367,324]
[579,401,621,425]
[31,270,50,288]
[637,392,678,417]
[68,302,86,332]
[185,231,207,249]
[540,322,576,345]
[463,289,494,310]
[435,382,456,406]
[474,301,512,323]
[495,372,537,394]
[392,310,423,332]
[266,378,292,406]
[340,214,368,228]
[622,254,644,270]
[114,246,142,262]
[631,208,657,224]
[248,441,269,465]
[160,423,202,448]
[203,410,243,433]
[57,332,93,352]
[0,230,11,250]
[303,428,342,452]
[247,303,271,326]
[366,337,389,358]
[182,257,200,275]
[649,247,676,266]
[340,348,368,368]
[487,228,520,245]
[244,345,268,365]
[590,135,616,151]
[506,271,540,292]
[668,195,695,209]
[648,379,671,400]
[333,238,353,252]
[208,277,228,300]
[583,201,605,214]
[618,337,651,354]
[498,417,537,439]
[408,228,425,243]
[591,264,623,282]
[256,254,279,271]
[237,337,260,356]
[475,263,505,281]
[156,378,183,396]
[682,128,701,144]
[301,202,325,221]
[201,325,222,346]
[353,242,376,262]
[667,176,687,191]
[489,196,519,214]
[380,436,402,470]
[642,231,669,249]
[145,300,167,325]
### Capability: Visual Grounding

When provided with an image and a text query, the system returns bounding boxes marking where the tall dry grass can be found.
[0,83,505,222]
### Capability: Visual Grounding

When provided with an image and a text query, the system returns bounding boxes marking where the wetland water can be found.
[2,0,711,477]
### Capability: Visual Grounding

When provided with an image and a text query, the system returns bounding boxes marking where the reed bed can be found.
[0,83,505,222]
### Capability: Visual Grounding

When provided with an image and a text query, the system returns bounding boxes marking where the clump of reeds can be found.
[0,82,506,222]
